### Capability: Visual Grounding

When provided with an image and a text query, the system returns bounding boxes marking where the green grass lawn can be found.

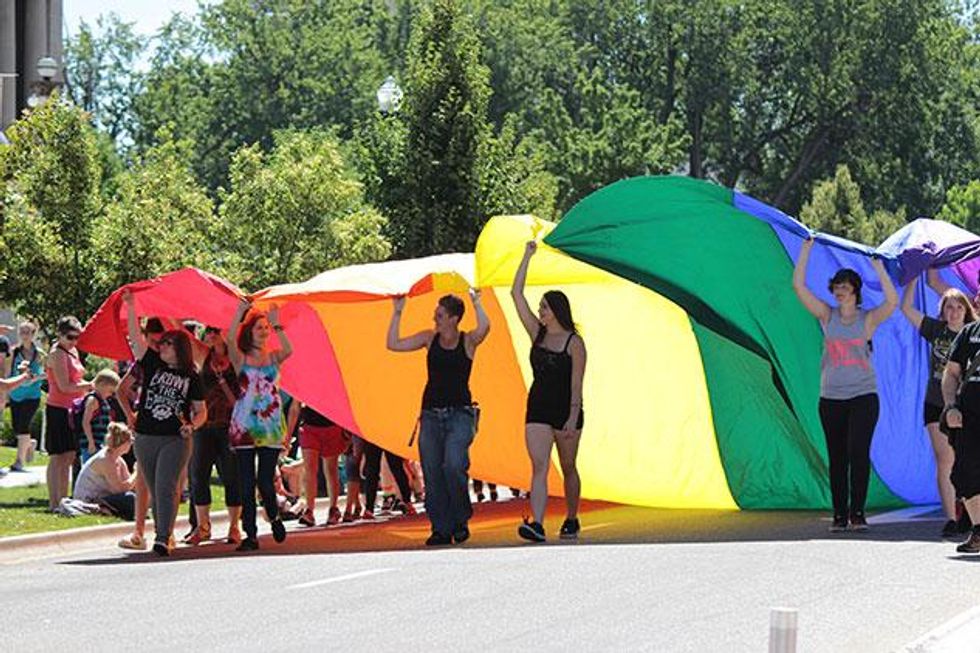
[0,444,49,469]
[0,446,226,538]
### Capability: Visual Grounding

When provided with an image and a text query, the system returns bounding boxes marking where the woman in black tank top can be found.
[512,240,587,543]
[387,289,491,546]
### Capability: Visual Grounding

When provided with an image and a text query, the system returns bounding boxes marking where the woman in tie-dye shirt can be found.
[228,300,293,552]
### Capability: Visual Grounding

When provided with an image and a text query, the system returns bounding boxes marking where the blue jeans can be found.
[418,406,476,536]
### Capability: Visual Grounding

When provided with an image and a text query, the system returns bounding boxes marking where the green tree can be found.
[800,164,906,245]
[0,95,103,327]
[938,180,980,233]
[89,132,215,300]
[214,130,391,290]
[362,0,557,256]
[133,0,392,192]
[64,13,147,147]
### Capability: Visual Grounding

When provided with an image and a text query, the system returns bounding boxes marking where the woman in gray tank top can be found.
[793,238,898,532]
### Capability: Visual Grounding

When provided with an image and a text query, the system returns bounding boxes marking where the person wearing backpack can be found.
[45,317,95,511]
[77,369,122,465]
[5,321,44,473]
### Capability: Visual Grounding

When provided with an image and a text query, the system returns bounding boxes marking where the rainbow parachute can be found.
[78,176,980,510]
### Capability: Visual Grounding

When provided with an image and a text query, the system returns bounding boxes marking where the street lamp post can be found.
[376,75,403,115]
[27,56,59,108]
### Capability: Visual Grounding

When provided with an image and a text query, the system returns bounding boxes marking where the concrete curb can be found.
[0,509,231,564]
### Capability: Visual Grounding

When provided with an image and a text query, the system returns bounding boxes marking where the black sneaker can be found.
[956,529,980,554]
[271,519,287,543]
[452,526,470,544]
[829,515,848,532]
[425,532,452,546]
[958,508,973,533]
[236,537,259,552]
[559,518,581,540]
[518,519,546,542]
[849,513,869,531]
[942,519,960,539]
[152,540,171,557]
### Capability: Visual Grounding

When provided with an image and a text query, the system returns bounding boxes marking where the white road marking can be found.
[287,567,397,590]
[580,522,612,532]
[899,604,980,652]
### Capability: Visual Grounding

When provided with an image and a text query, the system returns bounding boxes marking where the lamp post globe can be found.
[376,75,403,114]
[36,56,58,80]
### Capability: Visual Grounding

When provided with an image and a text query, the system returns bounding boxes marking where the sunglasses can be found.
[159,339,175,347]
[63,333,80,341]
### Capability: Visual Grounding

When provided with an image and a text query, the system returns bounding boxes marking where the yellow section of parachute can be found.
[476,215,737,509]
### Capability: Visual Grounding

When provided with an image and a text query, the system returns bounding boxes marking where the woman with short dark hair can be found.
[793,238,897,532]
[44,316,94,511]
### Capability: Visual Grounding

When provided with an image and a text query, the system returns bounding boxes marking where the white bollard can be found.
[769,607,798,653]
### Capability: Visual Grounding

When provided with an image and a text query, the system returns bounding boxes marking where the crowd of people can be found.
[7,236,980,556]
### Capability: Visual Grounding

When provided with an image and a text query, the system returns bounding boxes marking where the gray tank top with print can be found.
[820,308,877,399]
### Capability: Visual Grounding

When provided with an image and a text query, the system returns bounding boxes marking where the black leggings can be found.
[819,393,879,518]
[191,427,242,507]
[237,447,280,539]
[362,441,412,511]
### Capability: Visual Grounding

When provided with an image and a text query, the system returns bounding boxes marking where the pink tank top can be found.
[46,346,86,409]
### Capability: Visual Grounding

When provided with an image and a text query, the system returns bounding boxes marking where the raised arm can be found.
[465,289,491,355]
[122,289,146,360]
[867,258,899,335]
[226,299,249,372]
[900,275,924,329]
[511,241,542,340]
[562,335,587,434]
[792,238,831,323]
[386,296,432,352]
[267,305,293,365]
[927,268,952,296]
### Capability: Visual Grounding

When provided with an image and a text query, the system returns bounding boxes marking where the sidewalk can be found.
[0,465,45,489]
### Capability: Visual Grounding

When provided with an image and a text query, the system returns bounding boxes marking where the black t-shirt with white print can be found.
[134,349,204,436]
[920,316,959,407]
[948,321,980,417]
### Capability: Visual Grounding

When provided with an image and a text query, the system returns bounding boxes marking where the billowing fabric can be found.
[77,178,980,511]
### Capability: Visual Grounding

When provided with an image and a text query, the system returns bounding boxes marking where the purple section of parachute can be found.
[734,192,979,504]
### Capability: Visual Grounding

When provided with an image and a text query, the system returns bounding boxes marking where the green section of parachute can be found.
[546,176,903,509]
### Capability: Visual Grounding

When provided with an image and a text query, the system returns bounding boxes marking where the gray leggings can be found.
[134,434,191,545]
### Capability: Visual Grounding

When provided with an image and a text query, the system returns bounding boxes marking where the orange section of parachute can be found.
[254,258,564,493]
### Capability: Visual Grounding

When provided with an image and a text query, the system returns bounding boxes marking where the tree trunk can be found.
[689,108,703,179]
[773,128,829,208]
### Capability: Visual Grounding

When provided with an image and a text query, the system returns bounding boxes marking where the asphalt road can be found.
[2,499,978,652]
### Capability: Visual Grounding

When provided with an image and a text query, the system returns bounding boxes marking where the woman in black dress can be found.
[511,240,587,542]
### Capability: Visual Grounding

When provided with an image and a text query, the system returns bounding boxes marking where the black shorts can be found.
[525,400,584,431]
[9,398,40,434]
[924,402,943,427]
[45,405,75,455]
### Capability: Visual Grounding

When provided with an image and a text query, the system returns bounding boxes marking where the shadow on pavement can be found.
[58,497,963,566]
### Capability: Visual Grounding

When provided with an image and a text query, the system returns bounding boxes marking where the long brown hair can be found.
[162,329,195,374]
